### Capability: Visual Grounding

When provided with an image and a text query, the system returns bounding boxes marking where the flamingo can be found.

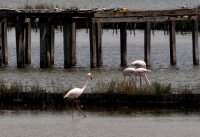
[123,67,136,84]
[129,60,147,85]
[64,73,92,118]
[123,67,151,86]
[130,60,146,68]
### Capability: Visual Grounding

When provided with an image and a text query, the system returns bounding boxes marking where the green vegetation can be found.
[92,80,173,95]
[0,79,199,95]
[0,80,46,93]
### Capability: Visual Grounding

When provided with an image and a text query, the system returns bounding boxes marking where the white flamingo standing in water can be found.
[129,60,150,86]
[64,73,92,118]
[123,67,136,84]
[123,67,151,87]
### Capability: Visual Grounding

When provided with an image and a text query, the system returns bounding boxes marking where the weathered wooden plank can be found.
[192,19,199,65]
[94,9,199,18]
[144,21,151,66]
[169,20,176,65]
[94,17,166,23]
[93,16,189,23]
[0,11,93,18]
[120,22,127,67]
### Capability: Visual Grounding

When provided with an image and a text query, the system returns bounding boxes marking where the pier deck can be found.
[0,8,199,68]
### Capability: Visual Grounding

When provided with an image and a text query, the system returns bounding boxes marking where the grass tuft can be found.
[93,80,173,95]
[0,80,46,93]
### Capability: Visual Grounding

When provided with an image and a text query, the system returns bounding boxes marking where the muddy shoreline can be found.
[1,92,200,109]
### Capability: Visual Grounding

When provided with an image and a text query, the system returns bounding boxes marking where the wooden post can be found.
[15,19,25,68]
[25,19,31,65]
[89,20,97,68]
[63,21,76,68]
[120,22,127,67]
[96,23,102,66]
[192,19,199,65]
[0,21,2,67]
[71,22,76,66]
[144,21,151,66]
[40,18,51,68]
[2,19,8,65]
[50,25,55,65]
[63,21,71,68]
[169,20,176,65]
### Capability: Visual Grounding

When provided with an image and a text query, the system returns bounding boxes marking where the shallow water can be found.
[0,1,200,137]
[0,109,200,137]
[0,29,200,92]
[0,0,200,93]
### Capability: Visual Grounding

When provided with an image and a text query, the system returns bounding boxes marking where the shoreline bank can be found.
[1,92,200,109]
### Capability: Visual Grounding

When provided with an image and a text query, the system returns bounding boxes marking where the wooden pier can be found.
[0,8,200,68]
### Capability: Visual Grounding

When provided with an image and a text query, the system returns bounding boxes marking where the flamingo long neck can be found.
[81,77,89,93]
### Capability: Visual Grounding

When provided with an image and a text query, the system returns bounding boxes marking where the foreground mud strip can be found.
[0,92,200,109]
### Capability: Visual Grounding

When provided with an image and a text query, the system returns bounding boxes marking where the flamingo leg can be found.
[130,76,135,85]
[134,76,137,86]
[144,74,151,85]
[140,76,142,87]
[76,100,86,118]
[123,76,126,82]
[72,99,76,118]
[128,76,132,85]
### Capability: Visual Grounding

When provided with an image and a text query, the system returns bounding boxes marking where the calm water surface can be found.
[0,29,200,92]
[0,109,200,137]
[0,0,199,91]
[0,1,200,137]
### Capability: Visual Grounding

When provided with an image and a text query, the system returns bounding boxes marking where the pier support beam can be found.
[169,20,176,65]
[120,22,127,67]
[40,18,54,68]
[15,19,25,68]
[144,21,151,66]
[50,25,55,65]
[96,23,103,67]
[0,21,2,67]
[63,21,76,68]
[192,18,199,65]
[25,19,31,65]
[2,19,8,65]
[89,21,97,68]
